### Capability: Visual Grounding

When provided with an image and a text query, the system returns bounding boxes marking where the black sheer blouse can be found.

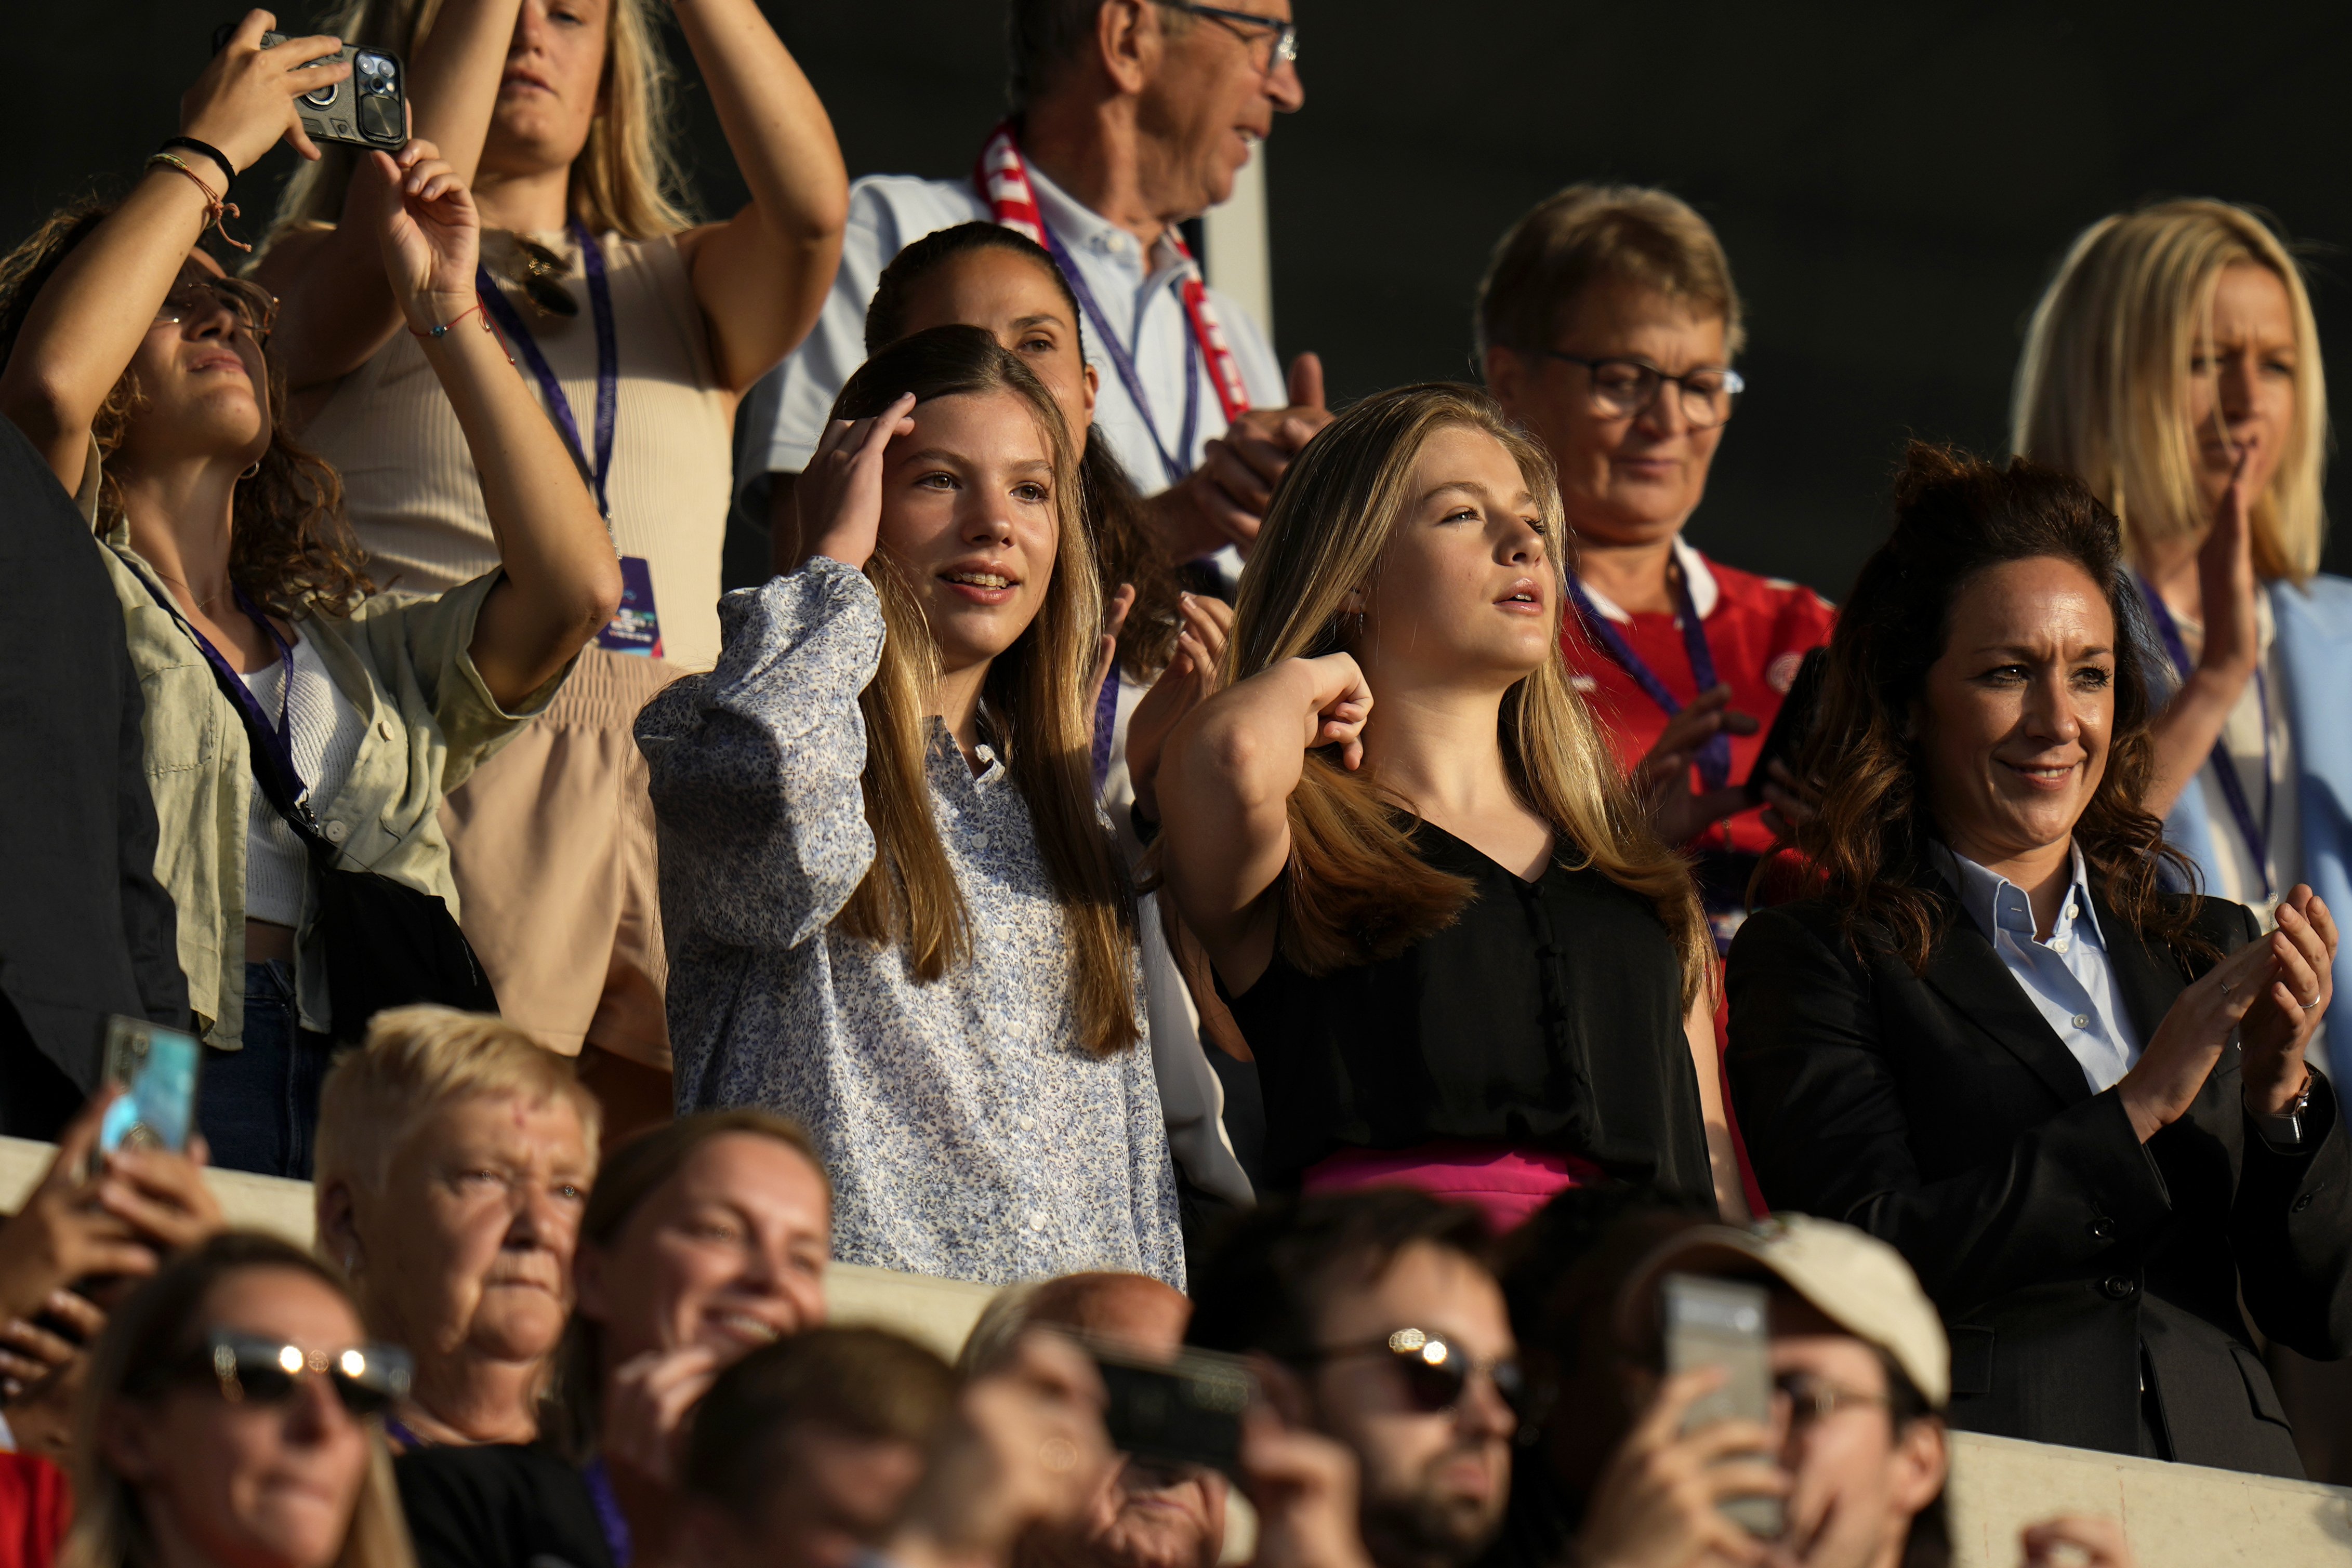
[1224,822,1714,1205]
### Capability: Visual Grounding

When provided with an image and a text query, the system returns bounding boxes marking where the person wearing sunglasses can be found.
[55,1230,418,1568]
[1188,1191,1517,1568]
[1478,185,1835,960]
[0,20,622,1177]
[741,0,1320,596]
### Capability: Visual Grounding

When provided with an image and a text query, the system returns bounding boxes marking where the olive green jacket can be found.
[78,446,565,1048]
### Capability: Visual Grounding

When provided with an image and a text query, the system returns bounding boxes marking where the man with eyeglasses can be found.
[1188,1190,1519,1568]
[737,0,1319,583]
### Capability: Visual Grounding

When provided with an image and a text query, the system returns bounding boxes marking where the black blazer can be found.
[0,420,186,1132]
[1725,882,2352,1478]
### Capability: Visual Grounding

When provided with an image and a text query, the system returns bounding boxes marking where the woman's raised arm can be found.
[666,0,849,392]
[369,145,621,704]
[1157,653,1372,992]
[0,11,348,487]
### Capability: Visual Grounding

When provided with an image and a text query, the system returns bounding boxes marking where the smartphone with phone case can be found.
[1083,1338,1254,1477]
[211,24,407,150]
[1743,646,1830,805]
[93,1015,202,1173]
[1660,1272,1783,1539]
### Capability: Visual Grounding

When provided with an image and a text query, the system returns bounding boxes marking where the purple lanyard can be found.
[478,219,618,516]
[582,1458,633,1568]
[2136,576,2274,899]
[1091,666,1121,790]
[1565,564,1732,792]
[1035,221,1201,490]
[166,576,308,805]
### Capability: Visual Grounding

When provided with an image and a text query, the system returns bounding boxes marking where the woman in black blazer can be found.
[1727,444,2346,1478]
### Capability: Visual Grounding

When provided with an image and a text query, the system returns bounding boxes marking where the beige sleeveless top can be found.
[305,229,734,672]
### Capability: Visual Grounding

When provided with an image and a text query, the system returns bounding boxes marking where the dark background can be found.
[11,1,2352,596]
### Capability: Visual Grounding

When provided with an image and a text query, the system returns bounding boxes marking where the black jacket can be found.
[0,420,186,1133]
[1726,883,2352,1477]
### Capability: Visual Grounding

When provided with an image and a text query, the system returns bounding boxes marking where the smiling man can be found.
[741,0,1325,583]
[1189,1191,1517,1568]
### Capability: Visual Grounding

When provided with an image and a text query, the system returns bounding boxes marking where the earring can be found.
[238,460,261,480]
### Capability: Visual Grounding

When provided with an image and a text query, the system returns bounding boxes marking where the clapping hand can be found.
[370,140,482,335]
[2240,888,2336,1116]
[800,393,918,573]
[1146,354,1333,562]
[1637,686,1758,845]
[2192,445,2262,687]
[1128,592,1236,823]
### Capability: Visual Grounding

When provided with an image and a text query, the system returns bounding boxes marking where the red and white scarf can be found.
[975,121,1253,424]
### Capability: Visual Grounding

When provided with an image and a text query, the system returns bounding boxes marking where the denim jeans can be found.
[197,960,333,1178]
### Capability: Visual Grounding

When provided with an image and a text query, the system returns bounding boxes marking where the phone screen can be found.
[1661,1272,1782,1539]
[98,1016,202,1159]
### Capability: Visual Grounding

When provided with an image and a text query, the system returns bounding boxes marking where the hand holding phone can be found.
[1661,1274,1785,1540]
[187,11,356,171]
[206,14,407,157]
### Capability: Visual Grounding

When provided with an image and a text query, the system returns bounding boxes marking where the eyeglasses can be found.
[154,276,279,344]
[1296,1328,1525,1416]
[1537,351,1745,430]
[1153,1,1300,73]
[169,1332,413,1418]
[1774,1370,1890,1429]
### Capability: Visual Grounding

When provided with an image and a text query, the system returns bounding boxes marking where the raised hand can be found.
[799,393,917,573]
[1296,653,1373,772]
[1573,1368,1787,1568]
[1144,352,1334,562]
[182,10,352,174]
[602,1344,726,1486]
[370,141,481,331]
[1128,592,1236,823]
[2194,445,2262,685]
[1088,583,1138,728]
[2240,889,2336,1115]
[1637,686,1759,845]
[2019,1514,2136,1568]
[1237,1402,1375,1568]
[0,1095,173,1327]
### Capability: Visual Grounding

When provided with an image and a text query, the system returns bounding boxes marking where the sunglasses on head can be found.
[1298,1328,1526,1416]
[173,1332,413,1418]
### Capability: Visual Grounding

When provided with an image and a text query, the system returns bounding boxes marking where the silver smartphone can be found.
[95,1015,202,1169]
[1661,1272,1783,1539]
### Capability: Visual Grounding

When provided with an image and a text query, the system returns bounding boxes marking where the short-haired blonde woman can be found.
[252,0,850,1111]
[1478,185,1833,951]
[1157,384,1740,1227]
[638,327,1182,1287]
[314,1006,602,1452]
[2014,200,2352,1046]
[60,1231,417,1568]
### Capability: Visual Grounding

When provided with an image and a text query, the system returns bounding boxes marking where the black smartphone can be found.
[1087,1341,1253,1477]
[212,24,407,150]
[1743,646,1830,805]
[1661,1273,1783,1539]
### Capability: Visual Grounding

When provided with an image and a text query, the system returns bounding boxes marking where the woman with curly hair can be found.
[1725,443,2348,1476]
[0,17,620,1176]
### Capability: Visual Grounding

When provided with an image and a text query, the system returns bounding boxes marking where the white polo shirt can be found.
[735,156,1285,508]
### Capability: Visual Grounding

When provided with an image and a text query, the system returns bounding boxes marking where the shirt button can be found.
[376,718,395,741]
[2089,1217,2115,1241]
[1028,1213,1047,1231]
[2051,939,2070,953]
[324,820,350,843]
[2072,1014,2091,1029]
[2099,1275,2135,1300]
[970,831,990,851]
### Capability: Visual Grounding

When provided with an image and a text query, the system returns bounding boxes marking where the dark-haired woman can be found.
[853,221,1253,1210]
[637,327,1182,1286]
[1726,444,2351,1477]
[0,22,620,1176]
[1157,385,1739,1229]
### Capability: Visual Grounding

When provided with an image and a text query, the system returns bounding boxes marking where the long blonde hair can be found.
[261,0,693,254]
[830,325,1140,1055]
[2012,198,2329,583]
[59,1233,417,1568]
[1227,383,1710,1003]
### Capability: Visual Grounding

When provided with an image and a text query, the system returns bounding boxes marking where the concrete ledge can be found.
[14,1137,2352,1562]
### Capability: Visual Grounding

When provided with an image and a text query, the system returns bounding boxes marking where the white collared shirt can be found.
[1937,843,2145,1092]
[734,160,1285,510]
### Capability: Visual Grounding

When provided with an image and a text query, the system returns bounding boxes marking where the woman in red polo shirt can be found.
[1479,183,1833,955]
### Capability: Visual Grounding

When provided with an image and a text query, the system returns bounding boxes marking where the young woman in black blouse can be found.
[1156,385,1737,1225]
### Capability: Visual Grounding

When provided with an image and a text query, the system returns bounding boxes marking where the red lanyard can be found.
[975,123,1252,429]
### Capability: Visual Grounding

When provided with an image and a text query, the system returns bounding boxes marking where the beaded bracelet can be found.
[146,152,252,253]
[409,299,492,339]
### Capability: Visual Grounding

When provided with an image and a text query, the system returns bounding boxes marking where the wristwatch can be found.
[2249,1072,2315,1147]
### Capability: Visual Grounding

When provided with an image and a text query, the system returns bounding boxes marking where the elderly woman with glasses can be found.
[1479,185,1832,960]
[0,18,620,1178]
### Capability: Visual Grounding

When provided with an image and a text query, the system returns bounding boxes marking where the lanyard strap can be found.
[1565,564,1732,792]
[2136,576,2274,898]
[1091,665,1122,790]
[582,1458,633,1568]
[477,218,618,516]
[975,123,1248,486]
